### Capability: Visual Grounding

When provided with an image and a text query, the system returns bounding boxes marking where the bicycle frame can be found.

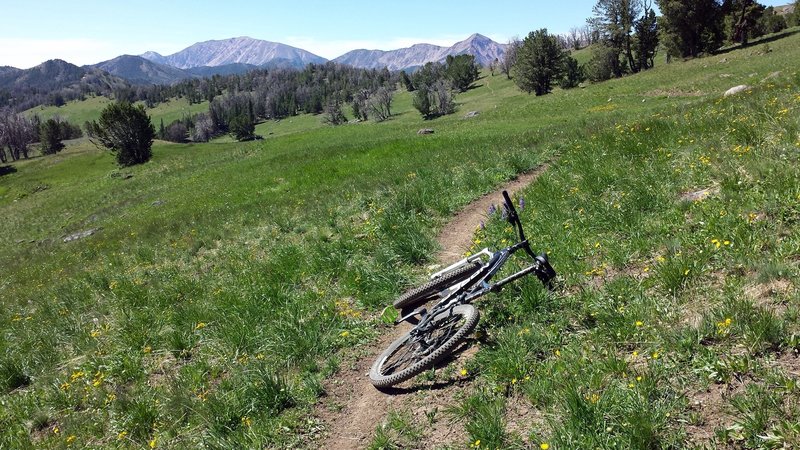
[400,190,555,338]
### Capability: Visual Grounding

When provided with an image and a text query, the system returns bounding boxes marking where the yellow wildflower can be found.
[540,444,550,450]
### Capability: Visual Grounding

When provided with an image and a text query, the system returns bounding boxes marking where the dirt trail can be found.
[314,165,549,449]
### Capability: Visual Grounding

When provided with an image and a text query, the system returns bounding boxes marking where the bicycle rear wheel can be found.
[393,263,482,309]
[370,304,479,388]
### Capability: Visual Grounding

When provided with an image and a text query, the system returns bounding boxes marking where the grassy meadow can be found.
[2,29,800,449]
[25,97,210,129]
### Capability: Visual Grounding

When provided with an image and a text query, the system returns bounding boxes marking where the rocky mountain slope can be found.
[91,55,192,85]
[333,33,506,70]
[141,37,327,69]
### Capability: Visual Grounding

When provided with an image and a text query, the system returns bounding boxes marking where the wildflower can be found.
[555,349,561,357]
[53,426,60,434]
[519,197,525,210]
[643,266,650,273]
[540,444,550,450]
[635,321,644,327]
[195,322,207,330]
[632,351,639,357]
[684,269,690,276]
[339,331,350,338]
[488,204,497,215]
[460,368,468,376]
[241,416,252,427]
[479,220,485,230]
[636,376,642,382]
[149,437,157,448]
[143,345,152,354]
[711,238,721,249]
[70,371,84,382]
[66,435,76,445]
[652,351,660,359]
[512,378,518,385]
[471,439,481,448]
[90,329,101,338]
[117,431,128,441]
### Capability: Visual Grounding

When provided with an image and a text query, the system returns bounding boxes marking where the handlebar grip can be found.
[502,190,518,222]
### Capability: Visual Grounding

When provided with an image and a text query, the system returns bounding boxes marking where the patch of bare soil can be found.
[685,380,747,448]
[744,279,794,315]
[504,393,547,443]
[312,166,550,449]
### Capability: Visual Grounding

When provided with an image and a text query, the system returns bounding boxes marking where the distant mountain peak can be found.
[142,37,327,69]
[333,33,507,71]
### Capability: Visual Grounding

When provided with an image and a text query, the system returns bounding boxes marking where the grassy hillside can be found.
[2,30,800,449]
[24,97,209,128]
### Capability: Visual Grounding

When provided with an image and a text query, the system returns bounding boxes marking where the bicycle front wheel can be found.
[370,304,480,388]
[393,263,482,309]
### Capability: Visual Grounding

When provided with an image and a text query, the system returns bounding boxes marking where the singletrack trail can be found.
[314,165,549,449]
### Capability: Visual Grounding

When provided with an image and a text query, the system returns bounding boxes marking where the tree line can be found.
[498,0,798,90]
[0,111,82,163]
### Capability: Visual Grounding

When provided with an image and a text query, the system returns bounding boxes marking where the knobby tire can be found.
[393,263,482,309]
[369,304,480,389]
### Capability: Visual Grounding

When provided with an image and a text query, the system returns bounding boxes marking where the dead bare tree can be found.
[0,109,37,161]
[500,37,521,80]
[367,87,393,122]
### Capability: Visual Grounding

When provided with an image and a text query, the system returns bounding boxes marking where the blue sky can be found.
[0,0,792,68]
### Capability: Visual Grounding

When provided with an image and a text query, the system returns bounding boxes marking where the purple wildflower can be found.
[480,220,485,230]
[488,204,496,215]
[519,197,525,210]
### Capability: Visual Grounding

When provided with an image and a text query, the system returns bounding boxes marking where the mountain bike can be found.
[369,191,556,389]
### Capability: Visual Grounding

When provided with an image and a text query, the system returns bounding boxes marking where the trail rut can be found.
[314,165,549,449]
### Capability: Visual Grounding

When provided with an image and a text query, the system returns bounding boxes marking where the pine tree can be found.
[40,118,65,155]
[86,102,155,167]
[513,29,566,96]
[656,0,725,58]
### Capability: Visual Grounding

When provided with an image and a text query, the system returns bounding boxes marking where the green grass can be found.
[3,30,800,449]
[23,96,209,129]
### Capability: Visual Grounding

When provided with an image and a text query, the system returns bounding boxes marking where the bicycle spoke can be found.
[381,313,464,375]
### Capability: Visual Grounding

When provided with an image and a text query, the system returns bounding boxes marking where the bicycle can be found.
[369,190,557,389]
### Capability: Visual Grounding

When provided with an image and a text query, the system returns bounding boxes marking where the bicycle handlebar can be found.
[501,190,557,287]
[501,190,527,243]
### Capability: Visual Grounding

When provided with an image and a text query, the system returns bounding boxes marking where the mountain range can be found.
[1,34,508,107]
[333,34,506,70]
